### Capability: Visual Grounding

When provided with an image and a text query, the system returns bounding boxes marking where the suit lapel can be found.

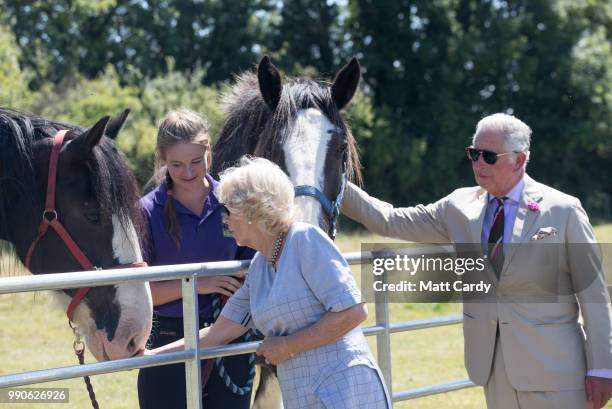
[503,174,543,271]
[467,188,488,244]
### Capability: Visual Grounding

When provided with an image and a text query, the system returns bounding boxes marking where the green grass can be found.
[1,224,611,408]
[596,224,612,244]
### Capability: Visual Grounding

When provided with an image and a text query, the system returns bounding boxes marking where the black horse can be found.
[0,108,153,361]
[212,56,363,408]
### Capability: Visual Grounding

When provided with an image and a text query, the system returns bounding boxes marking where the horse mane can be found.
[213,72,362,186]
[0,108,142,262]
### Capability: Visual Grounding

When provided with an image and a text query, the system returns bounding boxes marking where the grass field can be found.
[0,224,611,408]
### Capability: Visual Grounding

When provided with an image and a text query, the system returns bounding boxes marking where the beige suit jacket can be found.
[342,174,612,391]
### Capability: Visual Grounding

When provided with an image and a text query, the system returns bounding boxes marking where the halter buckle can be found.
[73,340,86,353]
[69,320,85,352]
[42,209,58,222]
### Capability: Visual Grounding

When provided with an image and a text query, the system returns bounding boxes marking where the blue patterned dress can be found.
[221,222,391,409]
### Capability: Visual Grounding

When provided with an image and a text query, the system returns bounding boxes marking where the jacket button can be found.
[491,320,496,325]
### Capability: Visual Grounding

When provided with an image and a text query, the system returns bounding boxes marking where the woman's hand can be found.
[257,304,368,362]
[198,275,242,297]
[256,336,295,365]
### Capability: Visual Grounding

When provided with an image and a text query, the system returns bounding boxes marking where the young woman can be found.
[138,109,253,409]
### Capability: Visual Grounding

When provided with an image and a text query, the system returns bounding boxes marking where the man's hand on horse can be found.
[256,336,295,365]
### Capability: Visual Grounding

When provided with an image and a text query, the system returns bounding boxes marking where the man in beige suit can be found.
[342,113,612,408]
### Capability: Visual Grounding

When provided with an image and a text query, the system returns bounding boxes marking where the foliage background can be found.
[0,2,611,406]
[0,0,610,220]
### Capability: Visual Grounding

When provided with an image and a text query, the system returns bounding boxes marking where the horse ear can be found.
[331,58,360,110]
[257,55,283,110]
[105,108,130,139]
[66,116,110,158]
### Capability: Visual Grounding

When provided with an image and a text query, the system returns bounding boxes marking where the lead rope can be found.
[70,322,100,409]
[211,295,256,395]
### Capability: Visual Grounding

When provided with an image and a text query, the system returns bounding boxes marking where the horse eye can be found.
[337,142,348,155]
[83,208,101,223]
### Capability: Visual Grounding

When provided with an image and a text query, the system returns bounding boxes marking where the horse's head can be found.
[214,57,362,237]
[0,109,152,361]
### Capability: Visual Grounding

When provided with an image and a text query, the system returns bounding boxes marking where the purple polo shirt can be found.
[139,174,254,319]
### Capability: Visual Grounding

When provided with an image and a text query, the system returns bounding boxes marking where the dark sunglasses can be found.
[219,204,234,237]
[465,147,517,165]
[219,203,231,217]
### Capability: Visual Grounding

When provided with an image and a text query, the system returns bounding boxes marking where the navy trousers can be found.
[138,315,252,409]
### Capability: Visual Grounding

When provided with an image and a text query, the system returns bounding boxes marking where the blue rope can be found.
[211,294,256,395]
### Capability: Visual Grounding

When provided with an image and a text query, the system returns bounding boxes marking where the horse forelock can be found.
[90,137,143,235]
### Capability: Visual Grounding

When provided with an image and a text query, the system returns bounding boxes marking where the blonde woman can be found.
[150,156,391,409]
[138,109,254,409]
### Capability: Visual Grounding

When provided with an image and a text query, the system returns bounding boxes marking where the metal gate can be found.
[0,251,476,408]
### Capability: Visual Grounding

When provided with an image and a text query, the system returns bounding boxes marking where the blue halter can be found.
[294,161,348,239]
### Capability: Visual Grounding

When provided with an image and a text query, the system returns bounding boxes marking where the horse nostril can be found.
[128,337,137,352]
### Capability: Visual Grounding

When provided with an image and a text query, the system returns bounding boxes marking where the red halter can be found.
[24,130,146,322]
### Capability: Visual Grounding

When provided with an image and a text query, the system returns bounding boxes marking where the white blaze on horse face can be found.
[107,215,153,360]
[283,108,335,228]
[111,214,142,264]
[51,217,152,360]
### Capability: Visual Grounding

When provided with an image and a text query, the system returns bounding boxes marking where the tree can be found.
[0,21,34,109]
[2,1,121,87]
[2,0,273,87]
[347,0,612,218]
[347,0,475,203]
[267,0,341,75]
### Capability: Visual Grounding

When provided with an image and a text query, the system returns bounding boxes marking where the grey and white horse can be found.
[213,56,363,408]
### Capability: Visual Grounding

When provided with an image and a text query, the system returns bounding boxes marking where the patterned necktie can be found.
[488,197,506,278]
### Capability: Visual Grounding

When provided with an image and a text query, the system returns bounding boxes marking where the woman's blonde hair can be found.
[219,156,296,236]
[155,108,211,248]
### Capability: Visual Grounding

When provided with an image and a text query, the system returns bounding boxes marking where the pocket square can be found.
[531,226,558,241]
